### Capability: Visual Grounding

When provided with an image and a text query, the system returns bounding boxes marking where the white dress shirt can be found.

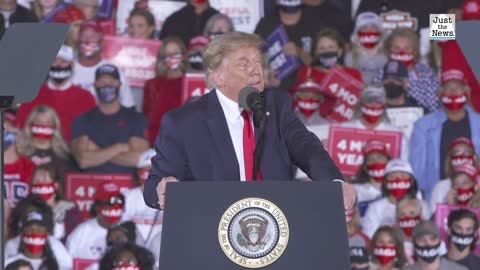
[216,89,253,182]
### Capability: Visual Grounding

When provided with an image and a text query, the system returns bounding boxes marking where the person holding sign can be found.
[445,209,480,269]
[409,69,480,201]
[340,85,409,160]
[345,12,387,84]
[354,140,392,217]
[362,159,430,238]
[430,137,480,212]
[143,37,187,145]
[144,32,357,220]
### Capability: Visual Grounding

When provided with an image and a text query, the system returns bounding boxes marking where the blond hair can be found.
[155,37,187,77]
[202,31,264,89]
[384,28,419,58]
[18,105,70,159]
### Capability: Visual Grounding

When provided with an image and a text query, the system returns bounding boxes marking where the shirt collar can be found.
[47,79,72,91]
[216,89,243,122]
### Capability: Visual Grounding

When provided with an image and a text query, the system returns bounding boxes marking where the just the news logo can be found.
[429,14,456,40]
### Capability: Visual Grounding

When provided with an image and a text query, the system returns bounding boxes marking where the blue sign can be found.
[264,25,300,80]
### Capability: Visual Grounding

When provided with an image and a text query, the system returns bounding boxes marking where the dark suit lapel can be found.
[205,90,240,181]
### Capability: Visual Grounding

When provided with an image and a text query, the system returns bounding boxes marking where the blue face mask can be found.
[95,86,119,104]
[4,131,16,150]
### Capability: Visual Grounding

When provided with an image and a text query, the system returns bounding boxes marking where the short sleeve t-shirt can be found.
[71,106,148,174]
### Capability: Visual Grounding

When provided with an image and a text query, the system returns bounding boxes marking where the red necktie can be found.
[242,110,262,181]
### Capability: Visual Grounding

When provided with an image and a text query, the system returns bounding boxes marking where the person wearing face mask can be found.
[405,221,467,270]
[121,149,162,246]
[340,85,409,160]
[143,37,187,145]
[372,28,440,112]
[29,164,84,242]
[98,242,155,270]
[66,182,126,260]
[72,20,136,109]
[345,12,387,84]
[186,34,210,73]
[354,140,391,218]
[52,5,86,47]
[160,0,218,45]
[255,0,320,91]
[430,137,480,212]
[368,226,407,270]
[349,227,371,270]
[203,13,234,41]
[446,209,480,269]
[382,60,429,114]
[445,164,479,207]
[409,69,480,201]
[16,45,96,143]
[362,159,431,238]
[396,196,424,265]
[291,68,335,126]
[71,64,150,174]
[4,210,72,270]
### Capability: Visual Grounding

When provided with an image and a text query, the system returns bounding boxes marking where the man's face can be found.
[0,0,16,11]
[52,57,72,69]
[95,74,121,89]
[441,80,467,96]
[214,46,264,100]
[415,234,440,247]
[398,200,421,219]
[451,218,476,235]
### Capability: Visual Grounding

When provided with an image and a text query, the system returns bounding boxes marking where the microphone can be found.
[239,86,264,127]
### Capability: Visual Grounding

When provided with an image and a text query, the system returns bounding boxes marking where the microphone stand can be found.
[253,93,266,181]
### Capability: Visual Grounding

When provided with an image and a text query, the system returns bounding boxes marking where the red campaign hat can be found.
[53,6,86,23]
[294,67,332,96]
[462,0,480,21]
[362,139,388,156]
[441,69,467,84]
[188,35,210,51]
[448,137,475,151]
[93,182,121,201]
[80,20,103,35]
[453,164,479,180]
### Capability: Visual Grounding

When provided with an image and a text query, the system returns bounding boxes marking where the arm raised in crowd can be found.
[110,137,150,167]
[71,136,129,169]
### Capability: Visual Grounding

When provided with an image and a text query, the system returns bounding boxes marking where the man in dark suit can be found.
[0,0,38,39]
[144,32,357,217]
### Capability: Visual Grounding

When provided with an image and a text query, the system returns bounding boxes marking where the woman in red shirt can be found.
[143,37,187,144]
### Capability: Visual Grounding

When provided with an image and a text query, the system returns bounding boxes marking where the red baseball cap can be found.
[53,6,86,23]
[453,164,479,180]
[80,20,103,35]
[462,0,480,21]
[441,69,467,85]
[93,182,122,201]
[448,137,475,151]
[362,140,389,156]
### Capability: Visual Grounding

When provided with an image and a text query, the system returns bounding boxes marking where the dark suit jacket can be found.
[0,5,38,39]
[144,89,343,208]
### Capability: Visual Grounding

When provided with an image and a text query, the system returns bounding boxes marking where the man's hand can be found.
[341,182,357,222]
[156,176,179,209]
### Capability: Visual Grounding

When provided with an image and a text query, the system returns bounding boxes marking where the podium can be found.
[159,181,351,269]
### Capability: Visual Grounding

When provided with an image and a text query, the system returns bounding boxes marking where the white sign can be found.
[386,107,424,141]
[209,0,264,33]
[116,0,186,35]
[429,14,456,40]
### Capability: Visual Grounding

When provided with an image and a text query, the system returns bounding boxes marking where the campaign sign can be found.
[327,126,402,176]
[320,68,364,123]
[3,179,29,206]
[117,0,186,35]
[386,107,424,141]
[210,0,264,33]
[264,25,300,80]
[97,0,115,19]
[381,9,418,31]
[65,173,134,218]
[99,19,116,36]
[435,203,480,255]
[181,73,211,104]
[102,35,162,87]
[73,258,97,270]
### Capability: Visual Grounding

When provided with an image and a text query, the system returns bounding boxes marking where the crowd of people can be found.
[1,0,480,269]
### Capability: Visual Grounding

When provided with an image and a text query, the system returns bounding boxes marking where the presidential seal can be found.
[218,198,289,268]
